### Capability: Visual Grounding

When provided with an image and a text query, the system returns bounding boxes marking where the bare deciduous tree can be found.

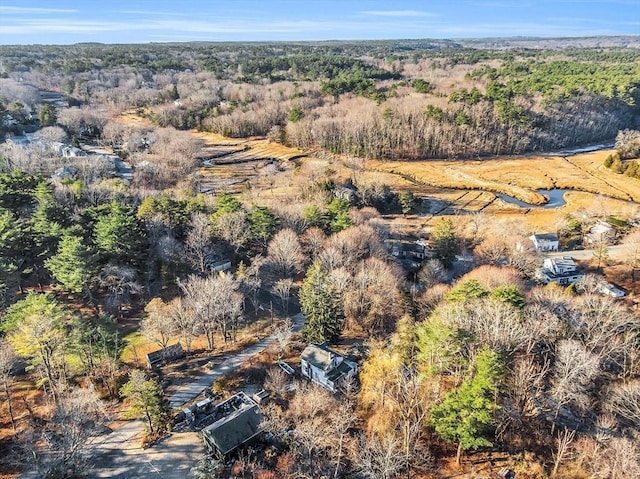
[237,256,265,313]
[264,367,290,398]
[168,298,200,354]
[326,401,358,478]
[621,229,640,279]
[604,381,640,430]
[551,427,576,477]
[98,265,143,316]
[36,126,68,143]
[272,278,293,314]
[353,433,407,479]
[184,213,213,274]
[579,435,640,479]
[271,318,294,360]
[301,226,326,260]
[417,259,446,287]
[343,257,404,335]
[550,339,600,429]
[212,210,251,253]
[141,298,176,353]
[179,273,243,349]
[266,228,304,279]
[24,388,107,478]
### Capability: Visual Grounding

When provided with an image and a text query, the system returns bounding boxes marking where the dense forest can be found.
[2,38,639,158]
[0,38,640,479]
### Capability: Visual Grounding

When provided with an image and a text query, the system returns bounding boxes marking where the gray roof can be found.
[532,233,559,242]
[202,393,264,456]
[552,256,577,267]
[301,343,339,371]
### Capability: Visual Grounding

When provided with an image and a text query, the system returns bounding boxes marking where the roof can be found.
[202,392,264,456]
[597,282,626,297]
[531,233,559,242]
[550,256,577,268]
[326,359,356,382]
[301,343,340,371]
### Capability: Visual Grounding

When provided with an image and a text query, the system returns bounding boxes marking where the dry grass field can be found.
[193,132,306,195]
[368,149,640,204]
[366,149,640,232]
[116,110,639,233]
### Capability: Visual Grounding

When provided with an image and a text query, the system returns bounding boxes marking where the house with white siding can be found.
[300,343,357,393]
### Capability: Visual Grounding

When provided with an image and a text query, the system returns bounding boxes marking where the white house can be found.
[300,343,357,393]
[537,256,582,285]
[529,233,559,252]
[584,222,616,246]
[596,281,626,298]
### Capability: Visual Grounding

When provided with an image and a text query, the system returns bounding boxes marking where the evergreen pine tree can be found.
[300,262,344,343]
[94,201,147,268]
[431,217,457,268]
[46,229,96,294]
[429,348,502,465]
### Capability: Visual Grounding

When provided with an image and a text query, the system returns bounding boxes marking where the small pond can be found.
[497,189,569,209]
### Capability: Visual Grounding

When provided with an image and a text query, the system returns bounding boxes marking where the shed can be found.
[145,343,184,369]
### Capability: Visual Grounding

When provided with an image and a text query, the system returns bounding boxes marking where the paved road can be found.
[543,244,626,262]
[25,312,306,479]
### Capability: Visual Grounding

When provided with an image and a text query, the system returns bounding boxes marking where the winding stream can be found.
[497,189,570,209]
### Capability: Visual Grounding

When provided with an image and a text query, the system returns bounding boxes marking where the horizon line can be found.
[1,33,639,48]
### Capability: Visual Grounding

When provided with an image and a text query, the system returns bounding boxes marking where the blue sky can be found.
[0,1,638,44]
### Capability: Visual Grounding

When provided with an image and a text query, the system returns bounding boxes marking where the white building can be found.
[300,343,357,393]
[584,222,616,246]
[537,256,582,285]
[529,233,559,252]
[596,282,626,298]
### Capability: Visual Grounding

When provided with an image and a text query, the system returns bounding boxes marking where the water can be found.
[497,189,569,209]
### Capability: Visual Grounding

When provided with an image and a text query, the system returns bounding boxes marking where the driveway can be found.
[168,312,305,408]
[54,312,305,478]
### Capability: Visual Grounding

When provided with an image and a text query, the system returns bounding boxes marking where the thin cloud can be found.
[545,17,601,23]
[469,1,533,7]
[0,18,372,36]
[0,6,78,14]
[115,10,188,16]
[361,10,434,17]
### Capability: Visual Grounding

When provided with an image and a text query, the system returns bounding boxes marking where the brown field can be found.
[193,132,307,195]
[368,149,640,204]
[365,149,640,233]
[116,111,640,234]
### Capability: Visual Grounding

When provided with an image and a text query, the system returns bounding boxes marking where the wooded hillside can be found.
[2,38,639,159]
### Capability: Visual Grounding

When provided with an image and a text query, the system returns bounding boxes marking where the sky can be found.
[0,0,638,45]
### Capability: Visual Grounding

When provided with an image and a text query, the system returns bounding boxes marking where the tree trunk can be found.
[456,441,463,466]
[41,349,58,405]
[145,409,154,434]
[206,329,214,350]
[3,382,15,430]
[334,433,343,479]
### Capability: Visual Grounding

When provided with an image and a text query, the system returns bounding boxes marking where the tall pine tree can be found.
[94,201,147,268]
[46,229,97,295]
[429,348,502,465]
[431,217,457,268]
[300,262,344,343]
